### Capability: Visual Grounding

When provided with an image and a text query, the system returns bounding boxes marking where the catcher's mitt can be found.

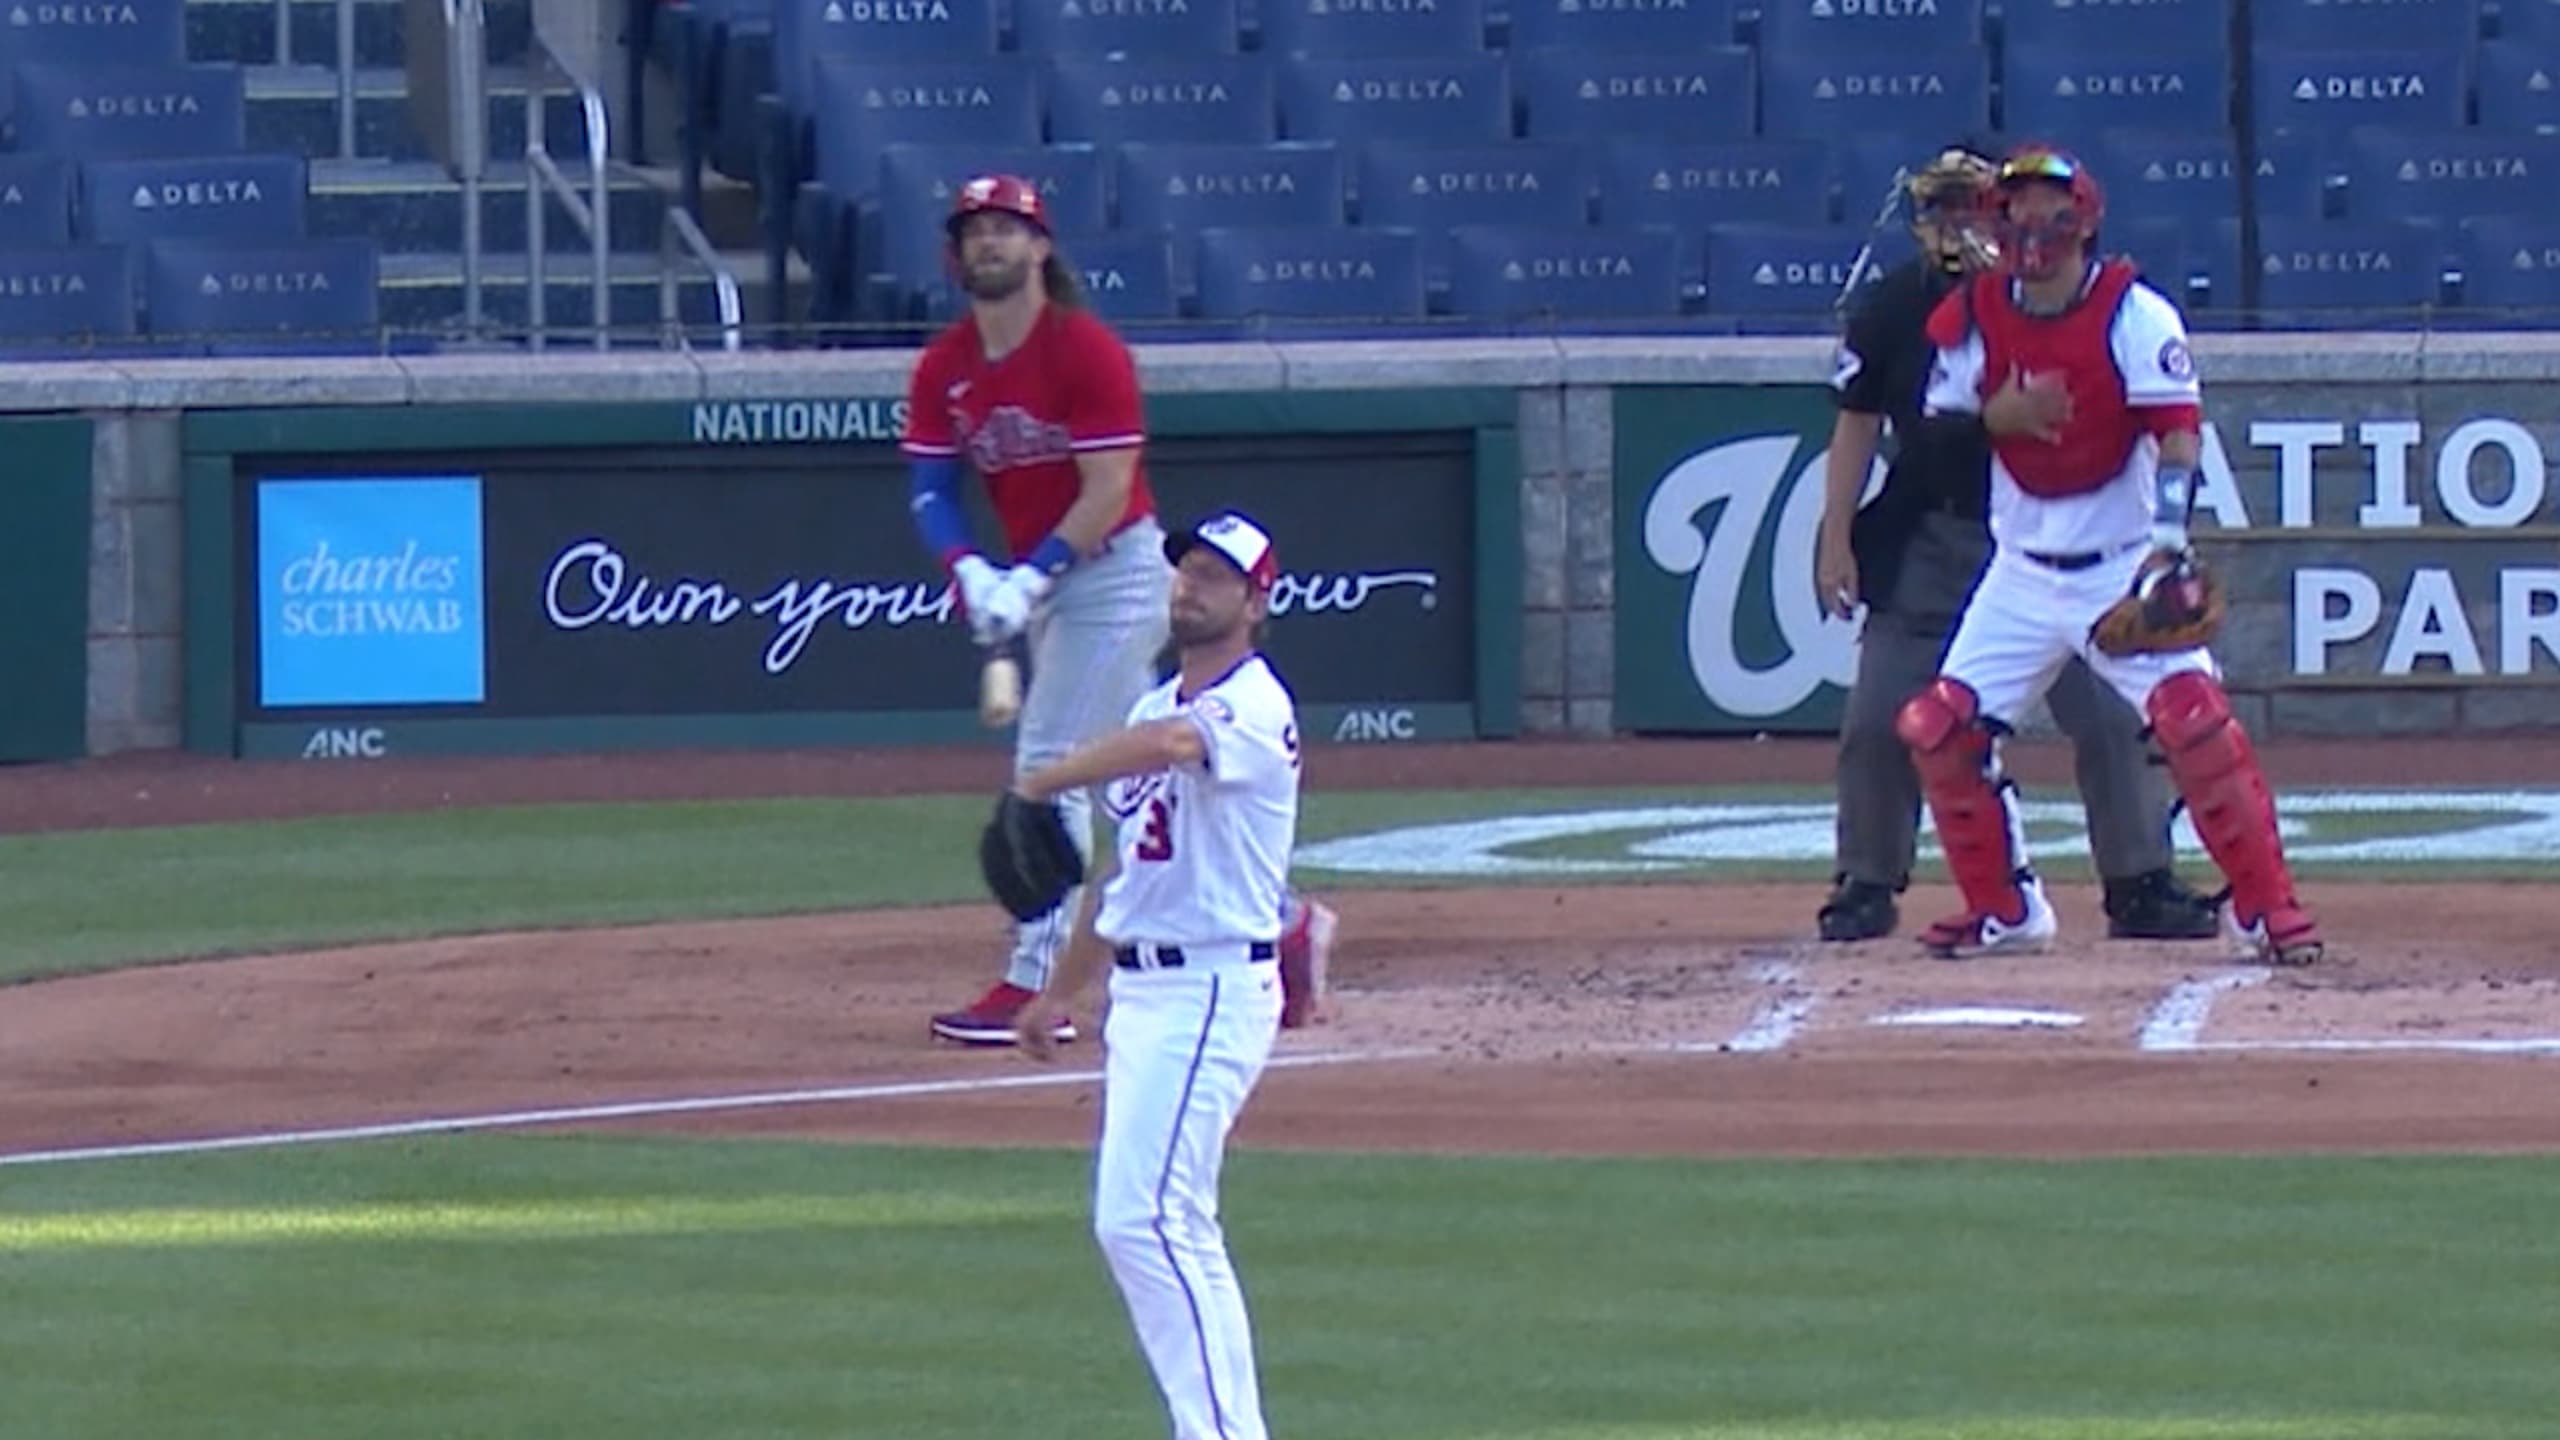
[2090,548,2226,656]
[979,791,1086,922]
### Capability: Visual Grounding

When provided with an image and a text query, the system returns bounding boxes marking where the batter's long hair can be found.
[1041,252,1087,311]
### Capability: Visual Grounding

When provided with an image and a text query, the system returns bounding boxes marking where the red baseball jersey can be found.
[900,304,1156,561]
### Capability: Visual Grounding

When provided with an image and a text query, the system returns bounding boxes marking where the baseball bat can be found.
[979,643,1023,729]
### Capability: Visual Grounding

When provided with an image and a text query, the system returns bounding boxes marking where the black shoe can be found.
[2103,868,2222,940]
[1817,878,1899,942]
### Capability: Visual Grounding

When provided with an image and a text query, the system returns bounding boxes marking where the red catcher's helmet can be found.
[946,174,1050,243]
[1989,144,2104,280]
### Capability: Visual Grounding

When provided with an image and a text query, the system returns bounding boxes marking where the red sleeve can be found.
[1061,314,1146,453]
[2140,403,2202,434]
[900,334,958,459]
[1922,278,1975,350]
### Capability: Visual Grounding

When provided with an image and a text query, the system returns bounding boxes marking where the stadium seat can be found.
[2342,129,2560,221]
[0,0,184,67]
[1056,229,1181,320]
[2251,49,2468,139]
[2478,42,2560,135]
[1760,51,1992,142]
[13,65,247,158]
[2251,0,2481,51]
[858,143,1107,314]
[0,245,136,356]
[1195,225,1427,320]
[2095,130,2324,228]
[1013,0,1240,55]
[1257,0,1485,55]
[2253,218,2443,321]
[1597,138,1832,230]
[144,237,380,346]
[770,0,999,121]
[1504,0,1738,53]
[1756,0,1984,55]
[1356,140,1591,295]
[0,155,74,247]
[1998,0,2231,52]
[1446,224,1681,320]
[1117,142,1345,232]
[2499,0,2558,39]
[1046,55,1278,145]
[1280,55,1512,143]
[78,154,307,246]
[1704,223,1894,326]
[2455,216,2560,312]
[2002,48,2230,137]
[1514,47,1755,142]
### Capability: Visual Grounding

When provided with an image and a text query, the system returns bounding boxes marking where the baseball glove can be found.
[978,791,1085,922]
[2091,548,2226,656]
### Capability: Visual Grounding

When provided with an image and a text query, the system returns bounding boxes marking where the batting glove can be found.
[951,554,1006,645]
[978,564,1053,643]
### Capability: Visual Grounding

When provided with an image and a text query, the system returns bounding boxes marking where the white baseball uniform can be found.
[1090,652,1300,1440]
[1923,275,2218,726]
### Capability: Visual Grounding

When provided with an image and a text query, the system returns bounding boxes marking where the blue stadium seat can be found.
[2116,219,2192,300]
[2478,42,2560,135]
[14,65,247,158]
[1257,0,1485,56]
[0,155,74,246]
[771,0,1000,120]
[1195,225,1427,319]
[1515,47,1754,142]
[2002,48,2229,137]
[1014,0,1240,55]
[2500,0,2558,39]
[1280,55,1511,143]
[2096,130,2324,227]
[1760,52,1991,142]
[1446,224,1681,319]
[2251,0,2480,51]
[1597,138,1831,229]
[0,0,184,67]
[0,245,135,356]
[860,142,1106,310]
[144,237,379,345]
[1704,223,1890,325]
[2455,216,2560,312]
[1118,142,1344,231]
[1505,0,1738,53]
[1756,0,1983,54]
[1355,141,1592,297]
[1999,0,2230,51]
[1831,133,2001,229]
[78,153,307,246]
[2187,216,2249,317]
[1046,55,1277,145]
[1055,229,1181,320]
[2251,49,2468,139]
[2342,129,2560,220]
[2253,218,2443,320]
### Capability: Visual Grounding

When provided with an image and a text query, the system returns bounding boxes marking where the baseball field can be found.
[4,735,2557,1440]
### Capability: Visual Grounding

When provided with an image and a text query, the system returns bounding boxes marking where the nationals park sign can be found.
[1612,387,2560,734]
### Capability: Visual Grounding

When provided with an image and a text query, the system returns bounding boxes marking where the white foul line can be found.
[2185,1038,2560,1056]
[2137,967,2271,1052]
[1690,960,1818,1054]
[0,1046,1437,1170]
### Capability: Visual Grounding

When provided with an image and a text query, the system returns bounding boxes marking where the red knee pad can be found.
[2146,672,2298,925]
[1896,678,2026,920]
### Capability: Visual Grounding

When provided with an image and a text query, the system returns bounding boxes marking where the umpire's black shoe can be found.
[2103,868,2222,940]
[1817,878,1899,942]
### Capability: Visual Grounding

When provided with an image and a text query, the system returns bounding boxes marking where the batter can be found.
[1015,511,1300,1440]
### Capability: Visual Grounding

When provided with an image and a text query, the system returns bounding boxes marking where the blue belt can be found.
[1113,941,1278,971]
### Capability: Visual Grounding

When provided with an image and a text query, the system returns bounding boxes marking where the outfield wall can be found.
[15,332,2560,761]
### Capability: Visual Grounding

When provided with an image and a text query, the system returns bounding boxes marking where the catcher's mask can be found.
[1906,148,1999,274]
[1991,146,2105,283]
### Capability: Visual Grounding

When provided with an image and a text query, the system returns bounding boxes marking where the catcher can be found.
[1897,144,2323,965]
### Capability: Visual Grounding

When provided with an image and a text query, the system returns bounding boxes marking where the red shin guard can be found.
[2145,671,2300,929]
[1896,677,2027,923]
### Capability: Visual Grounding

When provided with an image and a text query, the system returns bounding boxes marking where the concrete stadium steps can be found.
[246,65,590,165]
[377,247,769,333]
[187,0,531,70]
[309,159,666,256]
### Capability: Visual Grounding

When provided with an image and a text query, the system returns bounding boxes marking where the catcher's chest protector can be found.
[1955,262,2143,500]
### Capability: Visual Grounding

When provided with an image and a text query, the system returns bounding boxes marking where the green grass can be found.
[2,1137,2554,1439]
[2,785,2554,985]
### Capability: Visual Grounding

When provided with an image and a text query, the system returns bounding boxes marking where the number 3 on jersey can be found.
[1136,796,1176,862]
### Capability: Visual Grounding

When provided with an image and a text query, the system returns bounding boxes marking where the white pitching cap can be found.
[1164,511,1279,593]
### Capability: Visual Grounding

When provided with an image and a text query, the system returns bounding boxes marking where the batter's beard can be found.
[963,257,1032,301]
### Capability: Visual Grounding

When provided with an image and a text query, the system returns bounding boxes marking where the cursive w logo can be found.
[1641,434,1879,718]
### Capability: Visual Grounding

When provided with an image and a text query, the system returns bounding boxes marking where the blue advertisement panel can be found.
[255,476,487,706]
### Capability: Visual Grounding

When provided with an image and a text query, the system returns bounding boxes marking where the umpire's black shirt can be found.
[1830,256,1987,521]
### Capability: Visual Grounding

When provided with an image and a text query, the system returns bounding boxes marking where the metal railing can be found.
[660,206,744,351]
[525,29,612,351]
[443,0,488,333]
[276,0,361,159]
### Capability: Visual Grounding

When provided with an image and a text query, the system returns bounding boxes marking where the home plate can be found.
[1871,1006,2086,1029]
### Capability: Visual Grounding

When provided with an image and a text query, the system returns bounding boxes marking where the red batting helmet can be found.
[945,174,1050,242]
[1989,144,2105,281]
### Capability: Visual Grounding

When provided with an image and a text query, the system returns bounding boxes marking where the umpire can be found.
[1811,143,2218,944]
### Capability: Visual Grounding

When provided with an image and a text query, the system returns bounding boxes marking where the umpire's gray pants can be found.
[1833,510,2175,889]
